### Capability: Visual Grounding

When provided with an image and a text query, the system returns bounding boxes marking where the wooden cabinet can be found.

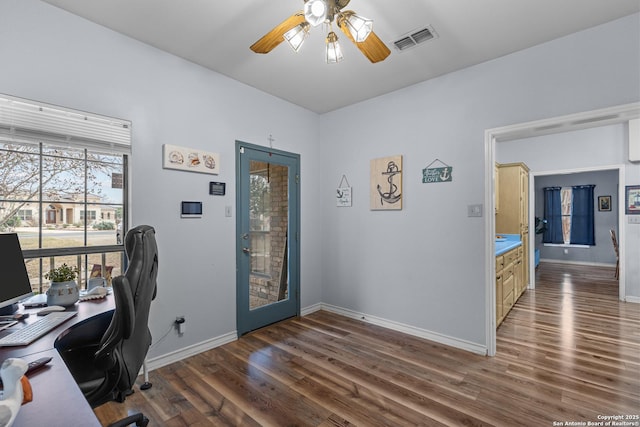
[496,246,523,327]
[496,162,529,289]
[496,162,529,328]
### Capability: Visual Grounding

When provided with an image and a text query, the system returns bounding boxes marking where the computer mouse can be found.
[37,305,66,316]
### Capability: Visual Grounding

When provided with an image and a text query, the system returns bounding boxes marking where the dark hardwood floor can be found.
[95,262,639,426]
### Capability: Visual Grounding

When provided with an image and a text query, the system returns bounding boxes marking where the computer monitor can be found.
[0,233,34,314]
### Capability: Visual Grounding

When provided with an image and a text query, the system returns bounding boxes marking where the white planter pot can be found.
[46,280,79,307]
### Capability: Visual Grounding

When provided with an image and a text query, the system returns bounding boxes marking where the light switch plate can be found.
[225,206,232,217]
[467,204,483,217]
[629,215,640,224]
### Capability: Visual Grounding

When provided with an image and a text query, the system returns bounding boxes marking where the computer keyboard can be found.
[0,311,77,346]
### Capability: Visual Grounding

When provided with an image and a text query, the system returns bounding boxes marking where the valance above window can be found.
[0,94,131,154]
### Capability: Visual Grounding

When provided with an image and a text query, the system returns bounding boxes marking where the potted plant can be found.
[45,263,80,306]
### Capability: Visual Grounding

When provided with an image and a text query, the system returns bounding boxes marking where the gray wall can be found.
[534,169,619,264]
[1,0,638,357]
[319,13,639,347]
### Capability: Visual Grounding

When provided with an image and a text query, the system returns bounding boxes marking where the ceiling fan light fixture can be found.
[344,12,373,42]
[304,0,328,27]
[284,22,310,52]
[325,31,343,63]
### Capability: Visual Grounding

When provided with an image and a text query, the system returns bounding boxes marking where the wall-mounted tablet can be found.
[181,201,202,218]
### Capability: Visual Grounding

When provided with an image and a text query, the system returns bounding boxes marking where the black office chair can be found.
[55,225,159,427]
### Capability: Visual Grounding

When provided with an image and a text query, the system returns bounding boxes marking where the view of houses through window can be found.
[0,143,127,293]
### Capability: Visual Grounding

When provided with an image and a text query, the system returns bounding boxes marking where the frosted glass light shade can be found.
[284,22,310,52]
[345,13,373,42]
[304,0,328,27]
[325,31,343,63]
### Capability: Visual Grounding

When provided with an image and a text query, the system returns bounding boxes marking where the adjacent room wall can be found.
[534,169,619,265]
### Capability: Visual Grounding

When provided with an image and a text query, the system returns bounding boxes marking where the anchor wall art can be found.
[370,155,403,210]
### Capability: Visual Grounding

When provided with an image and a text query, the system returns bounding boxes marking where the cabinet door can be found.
[514,254,523,297]
[503,274,515,314]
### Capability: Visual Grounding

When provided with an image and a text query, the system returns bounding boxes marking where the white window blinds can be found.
[0,94,131,154]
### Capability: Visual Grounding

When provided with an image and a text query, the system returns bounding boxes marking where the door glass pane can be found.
[249,160,288,310]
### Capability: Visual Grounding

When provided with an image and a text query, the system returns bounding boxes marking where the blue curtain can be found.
[570,185,595,245]
[543,187,563,244]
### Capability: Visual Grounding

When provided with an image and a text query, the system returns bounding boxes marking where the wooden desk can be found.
[0,296,114,427]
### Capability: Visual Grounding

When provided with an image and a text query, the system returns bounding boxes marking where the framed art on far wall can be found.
[625,185,640,214]
[598,195,611,211]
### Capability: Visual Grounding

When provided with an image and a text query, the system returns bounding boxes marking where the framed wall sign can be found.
[422,159,453,183]
[336,175,352,207]
[163,144,220,175]
[209,181,226,196]
[625,185,640,214]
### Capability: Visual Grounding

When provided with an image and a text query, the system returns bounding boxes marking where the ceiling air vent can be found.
[393,26,437,52]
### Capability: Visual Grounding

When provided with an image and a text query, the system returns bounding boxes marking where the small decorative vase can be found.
[46,280,79,307]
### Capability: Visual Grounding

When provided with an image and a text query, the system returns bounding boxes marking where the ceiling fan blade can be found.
[250,12,306,54]
[337,20,390,63]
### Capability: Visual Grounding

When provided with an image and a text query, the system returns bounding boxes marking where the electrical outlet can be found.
[175,316,186,334]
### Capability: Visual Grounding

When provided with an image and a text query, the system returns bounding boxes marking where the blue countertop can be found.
[495,234,522,256]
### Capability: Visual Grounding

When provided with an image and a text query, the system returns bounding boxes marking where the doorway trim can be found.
[484,102,640,356]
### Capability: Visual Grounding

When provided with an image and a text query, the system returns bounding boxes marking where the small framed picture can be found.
[598,195,611,212]
[625,185,640,215]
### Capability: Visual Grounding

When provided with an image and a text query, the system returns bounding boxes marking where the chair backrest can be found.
[610,229,619,257]
[95,225,158,400]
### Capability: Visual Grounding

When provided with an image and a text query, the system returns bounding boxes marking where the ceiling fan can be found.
[250,0,391,64]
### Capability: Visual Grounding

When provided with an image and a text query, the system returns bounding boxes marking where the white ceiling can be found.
[42,0,640,114]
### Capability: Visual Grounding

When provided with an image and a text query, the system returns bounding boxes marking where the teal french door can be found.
[235,141,300,336]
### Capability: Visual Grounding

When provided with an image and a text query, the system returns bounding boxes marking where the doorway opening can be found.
[485,102,639,356]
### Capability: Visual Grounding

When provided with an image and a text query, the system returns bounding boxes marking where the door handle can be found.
[242,247,251,254]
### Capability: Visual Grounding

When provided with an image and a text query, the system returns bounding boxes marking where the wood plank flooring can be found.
[95,262,639,426]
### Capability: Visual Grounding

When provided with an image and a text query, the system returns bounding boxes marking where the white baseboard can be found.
[317,303,487,356]
[625,295,640,304]
[144,302,487,373]
[146,330,237,372]
[539,259,616,267]
[301,302,323,316]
